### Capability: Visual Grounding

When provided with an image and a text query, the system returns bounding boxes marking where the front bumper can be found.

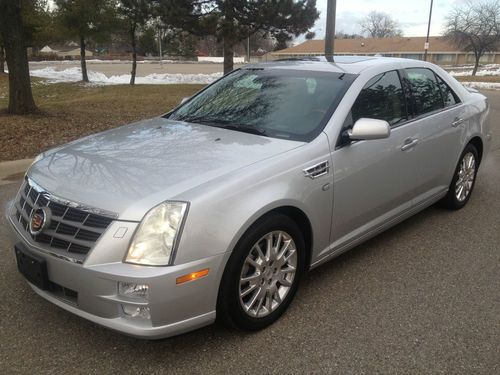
[5,200,229,339]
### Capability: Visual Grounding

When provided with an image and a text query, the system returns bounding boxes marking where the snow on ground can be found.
[19,65,500,90]
[29,67,222,85]
[29,59,176,65]
[460,81,500,90]
[449,64,500,77]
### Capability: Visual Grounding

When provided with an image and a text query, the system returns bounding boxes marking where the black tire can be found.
[217,213,306,331]
[440,143,479,210]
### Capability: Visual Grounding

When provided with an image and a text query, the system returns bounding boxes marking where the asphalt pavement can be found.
[0,92,499,374]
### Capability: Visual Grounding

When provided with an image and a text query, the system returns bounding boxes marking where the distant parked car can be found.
[6,56,491,338]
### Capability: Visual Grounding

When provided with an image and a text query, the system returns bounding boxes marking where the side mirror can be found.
[348,118,390,141]
[180,97,190,105]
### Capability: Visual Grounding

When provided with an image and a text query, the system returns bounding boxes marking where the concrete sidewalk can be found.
[0,159,33,186]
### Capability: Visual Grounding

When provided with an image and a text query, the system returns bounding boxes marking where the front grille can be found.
[13,178,116,262]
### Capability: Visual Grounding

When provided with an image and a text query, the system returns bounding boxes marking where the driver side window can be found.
[338,70,407,147]
[351,70,407,126]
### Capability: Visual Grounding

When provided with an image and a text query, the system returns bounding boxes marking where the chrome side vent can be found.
[303,160,330,179]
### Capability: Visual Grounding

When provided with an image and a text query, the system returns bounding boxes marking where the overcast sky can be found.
[311,0,466,39]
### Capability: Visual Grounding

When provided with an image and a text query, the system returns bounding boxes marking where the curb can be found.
[0,158,33,186]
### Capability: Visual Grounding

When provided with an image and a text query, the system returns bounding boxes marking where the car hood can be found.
[28,118,303,220]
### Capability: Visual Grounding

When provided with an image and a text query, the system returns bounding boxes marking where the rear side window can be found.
[406,68,443,116]
[435,74,460,107]
[351,70,407,126]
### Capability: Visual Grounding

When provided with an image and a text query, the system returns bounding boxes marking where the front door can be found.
[328,70,421,253]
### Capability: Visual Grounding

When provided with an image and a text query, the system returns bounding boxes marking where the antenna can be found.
[324,0,337,62]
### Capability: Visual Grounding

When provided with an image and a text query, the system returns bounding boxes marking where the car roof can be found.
[245,55,426,75]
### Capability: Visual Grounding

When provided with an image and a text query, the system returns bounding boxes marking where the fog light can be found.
[122,304,151,319]
[118,282,149,300]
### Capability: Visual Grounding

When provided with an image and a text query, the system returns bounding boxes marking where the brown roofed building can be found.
[270,36,500,65]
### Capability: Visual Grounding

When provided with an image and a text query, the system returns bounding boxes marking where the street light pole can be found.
[324,0,336,62]
[423,0,434,61]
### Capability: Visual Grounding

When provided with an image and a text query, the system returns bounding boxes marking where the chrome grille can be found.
[14,178,116,262]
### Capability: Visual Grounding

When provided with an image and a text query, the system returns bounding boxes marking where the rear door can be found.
[403,68,466,202]
[329,70,421,249]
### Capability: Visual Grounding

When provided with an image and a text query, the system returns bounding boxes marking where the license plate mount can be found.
[15,243,50,290]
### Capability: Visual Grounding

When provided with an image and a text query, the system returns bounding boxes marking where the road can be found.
[0,92,499,374]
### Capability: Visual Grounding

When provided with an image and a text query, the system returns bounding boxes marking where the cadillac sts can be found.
[5,57,491,338]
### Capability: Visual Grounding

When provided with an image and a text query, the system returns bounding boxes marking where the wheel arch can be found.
[468,136,483,165]
[226,203,315,271]
[269,206,314,268]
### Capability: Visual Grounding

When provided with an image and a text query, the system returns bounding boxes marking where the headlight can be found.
[125,201,188,266]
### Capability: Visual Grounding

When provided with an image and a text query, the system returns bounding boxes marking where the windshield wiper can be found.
[221,124,267,136]
[177,117,267,137]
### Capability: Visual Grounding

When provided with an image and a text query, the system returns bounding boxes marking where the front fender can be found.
[173,134,334,267]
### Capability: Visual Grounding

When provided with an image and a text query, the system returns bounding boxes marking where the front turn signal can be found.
[176,268,209,284]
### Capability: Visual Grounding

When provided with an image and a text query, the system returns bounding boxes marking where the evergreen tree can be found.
[158,0,319,73]
[138,26,158,56]
[117,0,152,85]
[54,0,116,82]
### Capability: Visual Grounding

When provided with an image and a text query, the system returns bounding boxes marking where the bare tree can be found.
[444,0,500,76]
[336,30,364,39]
[360,11,403,38]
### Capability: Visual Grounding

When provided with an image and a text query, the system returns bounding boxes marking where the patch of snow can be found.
[449,64,500,77]
[30,59,186,65]
[461,81,500,90]
[198,56,246,63]
[29,67,221,85]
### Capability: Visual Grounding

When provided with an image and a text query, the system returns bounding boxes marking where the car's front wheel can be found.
[217,213,305,331]
[440,143,479,210]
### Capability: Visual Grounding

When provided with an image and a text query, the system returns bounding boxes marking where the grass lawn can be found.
[0,73,204,162]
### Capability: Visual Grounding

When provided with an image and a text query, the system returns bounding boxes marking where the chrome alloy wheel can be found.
[455,152,476,202]
[239,231,297,318]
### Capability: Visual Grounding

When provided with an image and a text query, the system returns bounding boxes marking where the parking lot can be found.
[0,91,498,374]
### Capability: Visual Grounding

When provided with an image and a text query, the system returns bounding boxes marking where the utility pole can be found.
[324,0,336,62]
[247,37,250,63]
[423,0,433,61]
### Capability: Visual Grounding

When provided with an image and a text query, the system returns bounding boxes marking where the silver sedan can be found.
[5,56,491,338]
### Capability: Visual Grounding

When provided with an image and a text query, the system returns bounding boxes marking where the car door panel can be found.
[325,69,420,255]
[412,106,467,202]
[328,123,420,252]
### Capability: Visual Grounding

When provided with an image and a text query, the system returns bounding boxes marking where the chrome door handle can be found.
[452,118,464,127]
[401,138,419,151]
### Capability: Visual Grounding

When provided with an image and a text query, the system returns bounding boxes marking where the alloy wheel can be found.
[239,231,297,318]
[455,152,476,202]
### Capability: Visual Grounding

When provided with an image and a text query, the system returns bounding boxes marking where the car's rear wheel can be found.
[440,143,479,210]
[217,213,305,330]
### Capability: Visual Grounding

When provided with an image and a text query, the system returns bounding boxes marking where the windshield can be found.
[168,69,356,142]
